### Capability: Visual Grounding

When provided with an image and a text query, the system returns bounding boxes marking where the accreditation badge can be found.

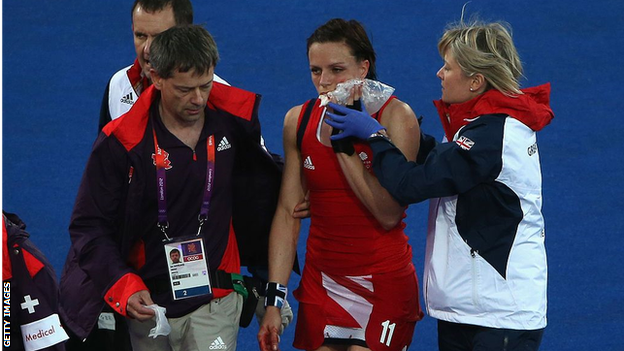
[164,237,212,300]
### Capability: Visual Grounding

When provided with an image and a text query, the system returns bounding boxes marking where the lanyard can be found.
[152,127,215,241]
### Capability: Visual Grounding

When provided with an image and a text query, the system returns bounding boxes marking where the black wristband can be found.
[330,132,355,156]
[264,282,288,309]
[329,100,361,156]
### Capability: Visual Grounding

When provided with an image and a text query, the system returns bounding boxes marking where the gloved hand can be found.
[325,102,384,141]
[329,100,362,156]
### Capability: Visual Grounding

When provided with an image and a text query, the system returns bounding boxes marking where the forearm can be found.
[75,234,134,287]
[370,137,475,205]
[103,273,148,316]
[369,138,428,205]
[71,222,145,317]
[335,153,404,230]
[267,206,300,285]
[70,135,137,295]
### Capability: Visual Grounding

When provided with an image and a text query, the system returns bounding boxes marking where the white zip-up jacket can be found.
[369,84,553,330]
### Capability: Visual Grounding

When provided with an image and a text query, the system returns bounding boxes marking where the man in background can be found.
[98,0,228,132]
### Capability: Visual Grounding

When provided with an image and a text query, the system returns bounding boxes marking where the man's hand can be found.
[292,191,311,219]
[127,290,156,321]
[258,307,282,351]
[325,102,384,140]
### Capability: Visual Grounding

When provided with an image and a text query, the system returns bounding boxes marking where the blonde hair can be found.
[438,19,524,96]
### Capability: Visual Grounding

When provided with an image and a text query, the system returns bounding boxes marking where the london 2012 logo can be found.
[152,148,173,170]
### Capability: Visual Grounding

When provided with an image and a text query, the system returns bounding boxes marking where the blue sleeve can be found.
[416,132,438,164]
[370,117,505,206]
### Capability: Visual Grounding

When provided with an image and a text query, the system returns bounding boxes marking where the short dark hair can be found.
[131,0,193,26]
[170,248,180,256]
[150,25,219,79]
[306,18,377,80]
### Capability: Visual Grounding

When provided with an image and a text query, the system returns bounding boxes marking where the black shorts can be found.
[437,320,544,351]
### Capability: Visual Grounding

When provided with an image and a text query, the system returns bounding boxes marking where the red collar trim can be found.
[434,83,554,140]
[102,85,157,150]
[126,58,150,95]
[103,83,260,151]
[207,82,259,121]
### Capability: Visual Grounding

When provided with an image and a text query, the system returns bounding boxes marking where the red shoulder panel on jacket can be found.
[102,86,156,151]
[21,247,45,279]
[208,82,259,121]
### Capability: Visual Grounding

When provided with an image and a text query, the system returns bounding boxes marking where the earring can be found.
[470,87,474,92]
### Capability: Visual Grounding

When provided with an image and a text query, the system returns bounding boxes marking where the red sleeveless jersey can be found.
[298,98,413,275]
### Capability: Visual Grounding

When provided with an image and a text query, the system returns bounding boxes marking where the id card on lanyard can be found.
[153,128,216,300]
[164,237,211,300]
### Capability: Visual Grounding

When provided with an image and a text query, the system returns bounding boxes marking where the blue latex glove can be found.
[325,102,384,140]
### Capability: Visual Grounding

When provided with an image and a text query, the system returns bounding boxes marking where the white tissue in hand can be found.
[145,304,171,338]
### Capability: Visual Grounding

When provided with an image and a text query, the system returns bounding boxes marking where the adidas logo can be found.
[120,92,134,105]
[217,137,231,152]
[303,156,315,170]
[209,336,227,350]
